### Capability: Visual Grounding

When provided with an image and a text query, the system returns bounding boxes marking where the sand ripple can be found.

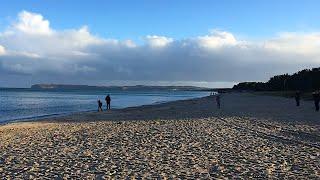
[0,118,319,179]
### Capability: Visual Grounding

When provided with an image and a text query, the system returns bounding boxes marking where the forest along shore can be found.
[0,92,319,178]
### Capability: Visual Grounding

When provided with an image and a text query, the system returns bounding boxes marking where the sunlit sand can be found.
[0,93,319,178]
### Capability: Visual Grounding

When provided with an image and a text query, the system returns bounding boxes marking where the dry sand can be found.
[0,92,319,179]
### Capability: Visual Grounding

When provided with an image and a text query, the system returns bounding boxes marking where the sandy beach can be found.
[0,92,319,179]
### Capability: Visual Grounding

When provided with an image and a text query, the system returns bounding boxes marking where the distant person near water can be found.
[215,93,221,109]
[295,91,301,106]
[105,94,111,110]
[97,100,103,112]
[312,91,320,112]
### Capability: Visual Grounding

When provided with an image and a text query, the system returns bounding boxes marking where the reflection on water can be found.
[0,89,208,122]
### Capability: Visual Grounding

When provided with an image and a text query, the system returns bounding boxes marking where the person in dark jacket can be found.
[312,91,320,111]
[215,94,221,109]
[294,91,301,106]
[105,94,111,110]
[97,100,103,112]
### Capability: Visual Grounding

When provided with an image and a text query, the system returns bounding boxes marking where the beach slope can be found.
[0,93,319,178]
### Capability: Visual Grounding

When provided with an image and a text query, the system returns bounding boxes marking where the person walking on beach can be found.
[105,94,111,110]
[312,91,320,112]
[97,100,103,112]
[215,93,221,109]
[295,91,301,106]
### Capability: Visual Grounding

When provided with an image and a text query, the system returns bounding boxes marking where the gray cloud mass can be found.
[0,11,319,88]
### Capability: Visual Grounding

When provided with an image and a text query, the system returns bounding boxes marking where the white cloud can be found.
[14,11,52,35]
[0,45,5,55]
[66,26,106,48]
[197,30,239,48]
[0,14,106,59]
[145,35,173,48]
[0,10,320,88]
[264,32,320,55]
[122,39,137,48]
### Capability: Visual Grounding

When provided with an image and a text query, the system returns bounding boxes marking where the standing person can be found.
[295,91,301,106]
[105,94,111,110]
[312,91,320,112]
[215,93,221,109]
[97,100,103,112]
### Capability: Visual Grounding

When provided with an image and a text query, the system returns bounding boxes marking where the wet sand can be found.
[0,93,319,178]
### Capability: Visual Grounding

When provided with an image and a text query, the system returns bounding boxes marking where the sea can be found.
[0,88,209,123]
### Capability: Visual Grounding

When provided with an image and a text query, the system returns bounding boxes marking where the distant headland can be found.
[30,84,212,91]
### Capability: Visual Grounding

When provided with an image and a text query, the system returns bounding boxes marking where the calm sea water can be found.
[0,89,209,123]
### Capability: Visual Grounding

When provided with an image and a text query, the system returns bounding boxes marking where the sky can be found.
[0,0,320,88]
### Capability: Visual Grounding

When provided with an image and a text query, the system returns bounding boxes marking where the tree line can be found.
[233,67,320,91]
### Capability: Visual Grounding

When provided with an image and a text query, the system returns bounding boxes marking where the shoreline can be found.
[2,91,320,126]
[0,96,206,126]
[43,92,320,125]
